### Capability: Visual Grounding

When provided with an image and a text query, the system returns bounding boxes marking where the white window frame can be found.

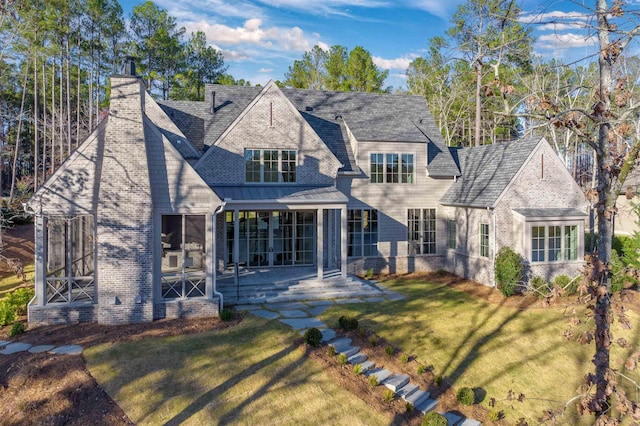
[408,208,437,255]
[370,152,415,184]
[529,223,581,263]
[244,148,297,183]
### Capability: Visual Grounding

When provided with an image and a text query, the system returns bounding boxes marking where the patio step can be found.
[365,368,392,384]
[444,412,462,425]
[396,382,419,399]
[415,397,438,414]
[404,389,430,407]
[347,352,367,364]
[359,360,375,372]
[382,374,410,392]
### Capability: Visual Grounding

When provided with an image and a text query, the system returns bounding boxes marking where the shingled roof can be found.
[160,83,459,176]
[440,137,542,208]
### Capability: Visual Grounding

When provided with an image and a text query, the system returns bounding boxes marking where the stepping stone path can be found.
[0,340,83,356]
[238,292,483,426]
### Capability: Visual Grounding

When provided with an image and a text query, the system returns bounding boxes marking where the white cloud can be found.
[184,18,322,53]
[373,55,417,71]
[253,0,389,17]
[537,33,597,50]
[520,10,591,25]
[258,68,274,73]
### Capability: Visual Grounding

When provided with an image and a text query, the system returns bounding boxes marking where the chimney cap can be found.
[121,56,137,76]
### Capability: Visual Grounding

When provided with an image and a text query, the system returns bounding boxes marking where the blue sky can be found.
[119,0,623,90]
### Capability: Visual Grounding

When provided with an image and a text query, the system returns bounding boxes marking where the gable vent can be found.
[305,106,313,111]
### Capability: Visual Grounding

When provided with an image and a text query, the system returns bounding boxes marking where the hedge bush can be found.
[422,411,448,426]
[304,327,323,347]
[456,386,475,405]
[0,287,34,326]
[494,247,523,296]
[338,315,358,331]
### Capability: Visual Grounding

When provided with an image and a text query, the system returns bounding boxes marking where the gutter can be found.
[212,201,227,311]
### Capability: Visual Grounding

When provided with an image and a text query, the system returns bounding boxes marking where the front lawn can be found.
[85,315,389,425]
[319,273,640,424]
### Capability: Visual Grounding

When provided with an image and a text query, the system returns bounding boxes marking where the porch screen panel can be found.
[295,211,315,265]
[45,215,95,304]
[273,211,294,266]
[225,211,234,266]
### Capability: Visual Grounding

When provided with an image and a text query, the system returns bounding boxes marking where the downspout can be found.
[213,201,227,311]
[22,203,37,323]
[488,206,497,286]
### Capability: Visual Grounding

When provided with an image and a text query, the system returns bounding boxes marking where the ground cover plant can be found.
[318,272,640,424]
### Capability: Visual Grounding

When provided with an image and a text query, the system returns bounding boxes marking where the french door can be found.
[226,211,315,267]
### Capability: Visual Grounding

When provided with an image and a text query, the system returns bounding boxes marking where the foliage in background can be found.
[0,286,34,326]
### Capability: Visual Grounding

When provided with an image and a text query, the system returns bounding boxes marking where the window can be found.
[45,215,95,304]
[408,209,436,255]
[161,215,206,299]
[370,153,414,183]
[245,149,296,183]
[348,209,378,257]
[370,154,384,183]
[401,154,414,183]
[532,226,545,262]
[531,224,579,263]
[480,223,489,258]
[448,220,457,250]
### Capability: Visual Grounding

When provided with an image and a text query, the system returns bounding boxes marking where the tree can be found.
[449,0,533,146]
[284,44,388,92]
[172,31,225,101]
[129,0,184,99]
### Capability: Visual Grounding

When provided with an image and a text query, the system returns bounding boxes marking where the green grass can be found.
[318,276,640,424]
[0,262,34,299]
[85,315,389,425]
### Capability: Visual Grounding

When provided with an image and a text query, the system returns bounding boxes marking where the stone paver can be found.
[347,352,367,364]
[359,360,375,372]
[279,309,309,318]
[252,309,281,320]
[305,305,329,317]
[366,368,392,383]
[28,345,56,353]
[279,318,325,330]
[321,329,336,341]
[382,374,410,392]
[269,302,308,310]
[405,389,430,407]
[444,412,462,425]
[363,297,385,302]
[415,398,438,414]
[234,304,261,311]
[0,342,32,355]
[305,300,334,306]
[0,340,11,347]
[50,345,83,355]
[396,383,419,399]
[335,298,365,304]
[385,293,406,301]
[458,419,481,426]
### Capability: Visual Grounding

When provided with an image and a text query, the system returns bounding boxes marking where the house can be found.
[26,64,588,325]
[615,170,640,236]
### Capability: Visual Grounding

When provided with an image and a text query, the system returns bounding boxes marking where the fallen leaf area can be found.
[1,225,638,425]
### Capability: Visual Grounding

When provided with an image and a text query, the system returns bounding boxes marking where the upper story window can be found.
[245,149,296,183]
[370,153,414,184]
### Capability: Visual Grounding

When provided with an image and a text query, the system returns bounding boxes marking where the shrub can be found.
[369,375,379,387]
[365,268,374,279]
[456,386,475,405]
[434,375,443,387]
[422,411,448,426]
[353,364,363,375]
[405,402,414,413]
[495,246,524,297]
[7,287,34,315]
[383,389,395,403]
[327,346,336,357]
[385,345,394,356]
[338,315,358,331]
[488,410,503,422]
[553,274,576,295]
[338,353,348,365]
[417,364,426,375]
[304,327,323,347]
[369,335,377,347]
[10,321,26,337]
[529,276,550,298]
[220,307,234,321]
[358,327,366,338]
[0,300,16,326]
[401,353,409,364]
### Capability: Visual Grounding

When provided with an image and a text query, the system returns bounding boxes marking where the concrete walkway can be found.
[240,294,483,426]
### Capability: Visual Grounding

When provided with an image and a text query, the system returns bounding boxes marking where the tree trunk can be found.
[9,68,28,203]
[474,60,482,147]
[33,56,38,192]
